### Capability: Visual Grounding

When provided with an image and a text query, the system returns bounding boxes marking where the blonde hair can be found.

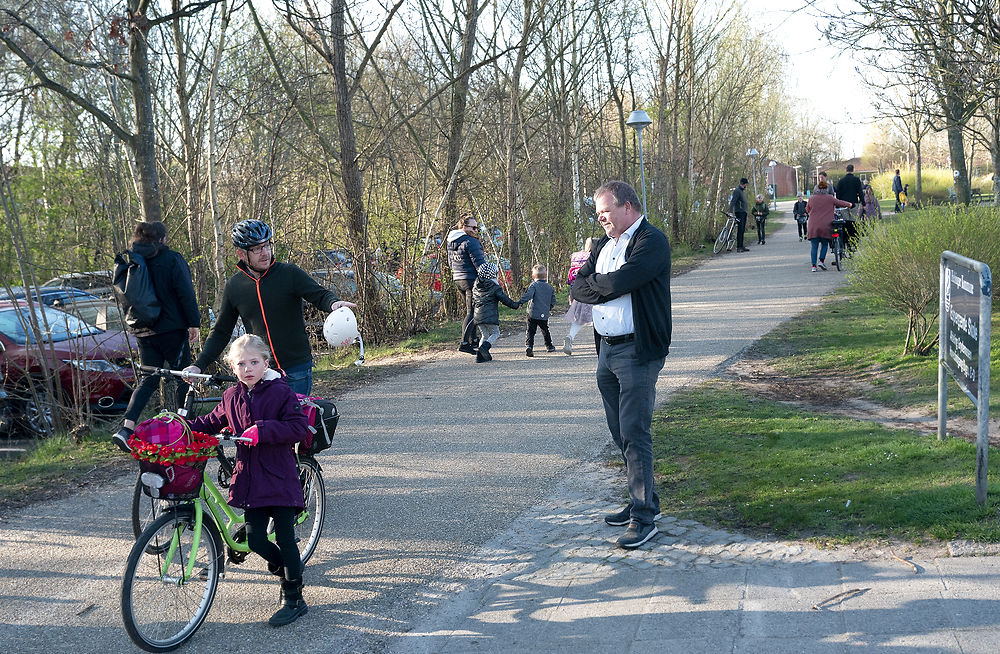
[224,334,271,367]
[584,237,594,252]
[532,264,547,279]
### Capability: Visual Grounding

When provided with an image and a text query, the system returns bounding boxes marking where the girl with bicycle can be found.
[805,182,854,272]
[187,334,311,627]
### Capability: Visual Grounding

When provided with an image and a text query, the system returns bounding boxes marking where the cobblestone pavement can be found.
[389,461,1000,654]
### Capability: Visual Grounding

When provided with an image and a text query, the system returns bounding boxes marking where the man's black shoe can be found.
[617,521,658,549]
[736,247,750,252]
[604,506,632,526]
[458,343,478,355]
[605,506,662,526]
[546,344,556,352]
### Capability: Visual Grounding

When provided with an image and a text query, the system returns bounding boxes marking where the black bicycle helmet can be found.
[231,219,273,249]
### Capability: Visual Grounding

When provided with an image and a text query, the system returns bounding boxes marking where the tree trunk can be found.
[441,0,481,225]
[128,2,162,223]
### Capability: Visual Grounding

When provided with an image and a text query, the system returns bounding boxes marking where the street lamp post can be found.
[793,165,802,196]
[626,110,653,216]
[768,160,777,208]
[746,148,759,198]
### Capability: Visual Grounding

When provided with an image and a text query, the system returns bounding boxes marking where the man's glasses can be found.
[247,243,272,255]
[465,224,479,231]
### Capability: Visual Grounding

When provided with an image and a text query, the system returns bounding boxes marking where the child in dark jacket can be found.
[793,194,809,241]
[752,194,770,245]
[472,262,520,363]
[518,264,557,356]
[187,334,310,628]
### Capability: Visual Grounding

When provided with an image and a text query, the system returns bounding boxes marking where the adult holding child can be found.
[562,237,595,355]
[111,220,201,451]
[447,212,488,355]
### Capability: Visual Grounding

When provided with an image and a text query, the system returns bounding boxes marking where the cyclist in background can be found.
[183,220,355,394]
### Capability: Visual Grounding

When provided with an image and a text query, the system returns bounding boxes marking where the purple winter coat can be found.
[188,372,308,510]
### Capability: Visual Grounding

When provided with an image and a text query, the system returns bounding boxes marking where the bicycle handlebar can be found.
[137,365,237,384]
[216,432,254,444]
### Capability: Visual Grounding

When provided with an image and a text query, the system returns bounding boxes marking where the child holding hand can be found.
[472,261,520,362]
[518,264,557,356]
[187,334,310,627]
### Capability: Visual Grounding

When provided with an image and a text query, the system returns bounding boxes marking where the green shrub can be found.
[849,206,1000,354]
[870,169,996,206]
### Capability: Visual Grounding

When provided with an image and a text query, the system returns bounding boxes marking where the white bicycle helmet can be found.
[323,307,360,347]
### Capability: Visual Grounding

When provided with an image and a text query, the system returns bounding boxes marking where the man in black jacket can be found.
[835,164,864,250]
[571,181,671,549]
[729,178,750,252]
[183,220,354,394]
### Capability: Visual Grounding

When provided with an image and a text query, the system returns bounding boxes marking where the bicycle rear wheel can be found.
[713,222,732,254]
[121,506,223,652]
[834,237,843,271]
[294,457,326,565]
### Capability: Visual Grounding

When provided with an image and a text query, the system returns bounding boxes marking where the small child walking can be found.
[518,264,557,356]
[792,194,808,241]
[472,261,520,363]
[187,334,310,627]
[752,194,770,245]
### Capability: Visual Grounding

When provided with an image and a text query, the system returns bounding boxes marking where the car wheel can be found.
[15,383,56,438]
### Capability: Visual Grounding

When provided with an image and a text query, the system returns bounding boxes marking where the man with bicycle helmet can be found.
[183,219,355,394]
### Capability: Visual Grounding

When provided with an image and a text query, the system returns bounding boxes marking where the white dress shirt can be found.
[592,215,644,337]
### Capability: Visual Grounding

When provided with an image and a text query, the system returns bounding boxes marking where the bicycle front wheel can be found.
[713,223,732,254]
[121,506,223,652]
[295,457,326,565]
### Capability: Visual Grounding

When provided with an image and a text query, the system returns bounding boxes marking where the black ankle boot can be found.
[269,578,308,627]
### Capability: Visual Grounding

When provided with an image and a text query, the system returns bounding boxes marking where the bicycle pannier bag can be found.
[113,249,161,330]
[297,395,339,455]
[129,412,211,499]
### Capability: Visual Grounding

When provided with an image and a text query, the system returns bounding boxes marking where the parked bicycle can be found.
[121,367,328,652]
[714,210,739,254]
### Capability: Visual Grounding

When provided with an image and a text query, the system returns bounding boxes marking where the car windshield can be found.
[0,305,103,344]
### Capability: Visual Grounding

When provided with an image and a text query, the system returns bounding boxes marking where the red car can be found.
[0,300,135,436]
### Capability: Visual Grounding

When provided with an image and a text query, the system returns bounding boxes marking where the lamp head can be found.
[626,110,652,131]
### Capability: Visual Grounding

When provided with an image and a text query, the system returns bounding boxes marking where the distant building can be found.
[765,161,798,197]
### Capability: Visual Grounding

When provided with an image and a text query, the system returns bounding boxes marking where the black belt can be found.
[601,333,635,345]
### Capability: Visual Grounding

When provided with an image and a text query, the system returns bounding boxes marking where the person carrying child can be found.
[186,334,311,628]
[518,264,557,357]
[752,194,770,245]
[472,261,520,363]
[793,194,809,242]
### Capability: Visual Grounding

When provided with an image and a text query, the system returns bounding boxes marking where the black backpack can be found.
[113,250,162,330]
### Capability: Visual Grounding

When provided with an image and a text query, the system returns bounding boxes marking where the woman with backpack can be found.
[111,221,201,451]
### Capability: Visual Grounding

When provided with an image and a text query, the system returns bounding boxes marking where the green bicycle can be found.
[120,373,327,652]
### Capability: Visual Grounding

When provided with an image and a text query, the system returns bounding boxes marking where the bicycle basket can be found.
[128,412,217,499]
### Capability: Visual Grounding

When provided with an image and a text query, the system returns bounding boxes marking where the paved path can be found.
[4,205,998,653]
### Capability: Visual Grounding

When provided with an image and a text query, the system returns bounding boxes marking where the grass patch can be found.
[0,432,127,513]
[654,382,1000,543]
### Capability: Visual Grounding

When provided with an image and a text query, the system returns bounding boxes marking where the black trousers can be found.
[735,212,747,249]
[796,219,808,238]
[525,318,553,349]
[455,278,477,345]
[124,330,191,422]
[755,217,766,243]
[245,506,302,581]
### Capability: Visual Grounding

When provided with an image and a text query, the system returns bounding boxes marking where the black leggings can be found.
[245,506,302,581]
[124,330,191,422]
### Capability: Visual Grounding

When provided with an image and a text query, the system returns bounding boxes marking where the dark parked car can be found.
[41,270,115,298]
[0,300,135,436]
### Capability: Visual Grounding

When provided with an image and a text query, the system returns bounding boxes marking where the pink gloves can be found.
[241,424,259,446]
